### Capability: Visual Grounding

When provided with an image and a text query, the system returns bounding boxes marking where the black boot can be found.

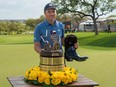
[73,54,88,62]
[65,53,73,61]
[65,46,74,61]
[65,46,88,62]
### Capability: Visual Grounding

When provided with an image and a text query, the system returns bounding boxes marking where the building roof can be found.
[96,18,106,22]
[107,17,116,20]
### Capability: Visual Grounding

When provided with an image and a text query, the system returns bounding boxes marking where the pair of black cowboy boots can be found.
[64,34,88,62]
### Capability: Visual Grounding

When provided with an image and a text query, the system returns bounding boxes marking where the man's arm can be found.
[34,42,41,54]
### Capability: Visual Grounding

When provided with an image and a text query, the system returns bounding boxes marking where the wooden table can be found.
[7,74,99,87]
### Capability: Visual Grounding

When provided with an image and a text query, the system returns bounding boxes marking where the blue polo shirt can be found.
[34,20,64,49]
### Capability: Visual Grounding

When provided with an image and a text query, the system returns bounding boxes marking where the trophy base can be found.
[40,64,65,72]
[40,49,63,57]
[40,56,65,71]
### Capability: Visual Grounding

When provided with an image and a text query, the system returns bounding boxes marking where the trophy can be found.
[39,31,64,71]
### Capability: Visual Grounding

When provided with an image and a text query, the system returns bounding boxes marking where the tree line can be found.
[0,16,45,35]
[0,14,84,35]
[0,10,116,35]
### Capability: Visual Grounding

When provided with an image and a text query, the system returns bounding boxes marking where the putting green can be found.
[0,32,116,87]
[0,45,116,87]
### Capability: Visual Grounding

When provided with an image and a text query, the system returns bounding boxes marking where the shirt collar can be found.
[44,20,57,26]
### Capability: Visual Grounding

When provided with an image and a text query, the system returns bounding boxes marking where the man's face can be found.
[44,8,56,22]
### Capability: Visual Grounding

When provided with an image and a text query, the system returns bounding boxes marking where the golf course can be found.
[0,32,116,87]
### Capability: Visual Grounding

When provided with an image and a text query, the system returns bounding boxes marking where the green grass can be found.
[0,35,33,45]
[79,32,116,47]
[67,48,116,87]
[0,32,116,87]
[66,32,116,50]
[0,32,116,50]
[0,45,39,87]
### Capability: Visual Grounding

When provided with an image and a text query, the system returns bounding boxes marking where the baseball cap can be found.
[44,3,56,12]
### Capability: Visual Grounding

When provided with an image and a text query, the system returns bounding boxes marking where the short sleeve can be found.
[34,25,41,42]
[61,23,65,38]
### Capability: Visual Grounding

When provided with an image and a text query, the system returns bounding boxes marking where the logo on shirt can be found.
[58,29,61,31]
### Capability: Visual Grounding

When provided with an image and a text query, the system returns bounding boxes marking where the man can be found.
[34,3,88,62]
[34,3,64,54]
[107,24,111,33]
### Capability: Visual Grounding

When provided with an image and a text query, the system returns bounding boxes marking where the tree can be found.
[39,15,45,22]
[0,21,10,35]
[0,22,4,34]
[52,0,116,35]
[71,14,87,32]
[0,21,28,35]
[25,18,45,31]
[25,19,37,30]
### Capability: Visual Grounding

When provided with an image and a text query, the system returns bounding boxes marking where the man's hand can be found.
[34,42,41,54]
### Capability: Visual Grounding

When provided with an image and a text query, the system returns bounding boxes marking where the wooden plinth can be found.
[7,74,99,87]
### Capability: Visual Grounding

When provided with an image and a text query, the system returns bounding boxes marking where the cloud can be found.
[0,0,115,19]
[0,0,51,19]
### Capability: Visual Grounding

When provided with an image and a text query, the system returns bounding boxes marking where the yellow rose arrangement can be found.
[24,66,78,87]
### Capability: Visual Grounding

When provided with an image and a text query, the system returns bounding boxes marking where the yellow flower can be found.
[28,70,38,80]
[38,77,45,83]
[61,74,69,84]
[25,71,29,79]
[70,73,78,81]
[37,71,43,78]
[51,79,56,85]
[55,79,61,85]
[51,78,61,85]
[44,72,50,79]
[63,67,70,71]
[38,71,50,83]
[70,68,77,74]
[45,79,50,85]
[25,66,78,86]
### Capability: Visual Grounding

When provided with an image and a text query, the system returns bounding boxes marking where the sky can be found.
[0,0,51,19]
[0,0,116,19]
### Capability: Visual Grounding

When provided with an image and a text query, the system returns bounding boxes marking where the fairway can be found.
[0,32,116,87]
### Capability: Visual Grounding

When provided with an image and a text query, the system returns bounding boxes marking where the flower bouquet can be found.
[24,66,78,87]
